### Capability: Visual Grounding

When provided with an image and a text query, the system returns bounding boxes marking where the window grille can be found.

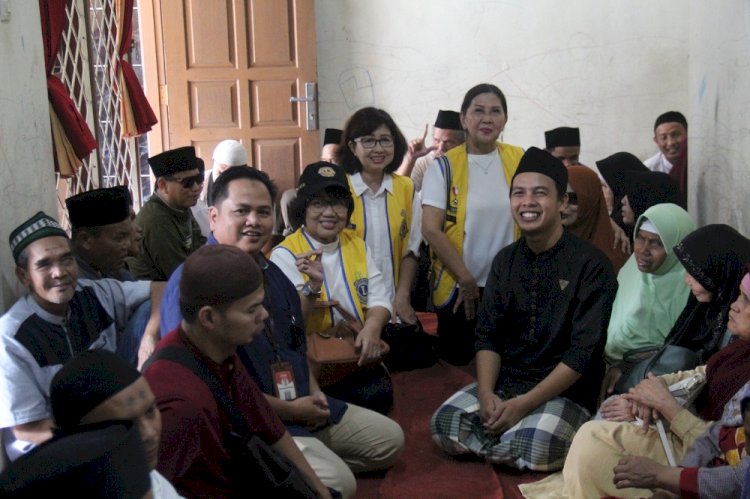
[54,0,151,225]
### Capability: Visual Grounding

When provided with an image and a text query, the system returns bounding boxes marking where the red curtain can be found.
[116,0,157,137]
[39,0,97,176]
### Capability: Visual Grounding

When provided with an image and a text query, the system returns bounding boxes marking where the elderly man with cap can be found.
[397,110,465,191]
[66,186,165,365]
[0,212,163,461]
[144,244,332,498]
[202,139,248,205]
[159,166,402,498]
[129,146,206,281]
[44,349,181,497]
[66,186,137,281]
[430,147,617,472]
[321,128,342,164]
[544,126,581,167]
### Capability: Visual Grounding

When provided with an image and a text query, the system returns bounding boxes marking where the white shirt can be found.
[152,470,184,498]
[644,151,673,174]
[348,173,423,303]
[410,152,437,191]
[191,201,211,238]
[270,232,393,323]
[421,150,514,287]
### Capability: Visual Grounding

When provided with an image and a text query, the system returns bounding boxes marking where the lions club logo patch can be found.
[355,277,369,306]
[318,166,336,177]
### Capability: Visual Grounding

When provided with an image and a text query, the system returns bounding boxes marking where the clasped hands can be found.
[479,392,531,436]
[600,373,676,431]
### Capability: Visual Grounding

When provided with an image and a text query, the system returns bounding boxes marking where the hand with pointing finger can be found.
[407,124,436,161]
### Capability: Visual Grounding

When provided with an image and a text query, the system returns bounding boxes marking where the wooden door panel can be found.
[253,138,298,190]
[159,0,318,195]
[247,0,294,66]
[251,80,296,126]
[189,81,239,129]
[185,0,237,68]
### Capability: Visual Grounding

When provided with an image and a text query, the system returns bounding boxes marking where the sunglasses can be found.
[167,172,204,189]
[566,192,578,205]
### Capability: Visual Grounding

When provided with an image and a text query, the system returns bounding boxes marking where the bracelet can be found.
[301,282,322,298]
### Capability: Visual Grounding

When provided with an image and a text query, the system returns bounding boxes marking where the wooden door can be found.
[157,0,318,194]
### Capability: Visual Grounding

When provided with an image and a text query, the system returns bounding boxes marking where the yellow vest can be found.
[277,229,369,334]
[431,142,524,308]
[347,173,415,286]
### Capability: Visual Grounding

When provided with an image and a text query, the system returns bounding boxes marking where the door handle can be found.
[289,82,318,130]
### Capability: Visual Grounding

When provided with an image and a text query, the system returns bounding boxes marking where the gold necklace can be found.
[470,153,497,174]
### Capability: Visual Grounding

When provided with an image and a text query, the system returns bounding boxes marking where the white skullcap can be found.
[639,219,659,236]
[212,140,248,166]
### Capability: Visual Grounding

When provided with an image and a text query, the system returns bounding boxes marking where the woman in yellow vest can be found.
[337,107,422,325]
[270,162,394,412]
[421,83,524,365]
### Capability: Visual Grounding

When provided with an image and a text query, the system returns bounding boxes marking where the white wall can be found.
[315,0,689,169]
[0,1,57,311]
[688,1,750,230]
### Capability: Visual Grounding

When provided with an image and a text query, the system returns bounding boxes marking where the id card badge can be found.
[271,362,297,401]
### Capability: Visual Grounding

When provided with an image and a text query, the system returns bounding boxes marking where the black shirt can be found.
[475,231,618,411]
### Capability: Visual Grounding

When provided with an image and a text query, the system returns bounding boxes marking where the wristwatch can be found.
[301,282,322,298]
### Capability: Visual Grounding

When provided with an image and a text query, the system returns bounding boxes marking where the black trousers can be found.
[435,287,484,366]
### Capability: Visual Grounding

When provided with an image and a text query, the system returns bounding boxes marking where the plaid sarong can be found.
[430,382,589,471]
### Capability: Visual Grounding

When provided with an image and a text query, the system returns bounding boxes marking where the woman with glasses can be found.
[270,162,395,414]
[562,165,628,273]
[421,83,524,365]
[337,107,422,327]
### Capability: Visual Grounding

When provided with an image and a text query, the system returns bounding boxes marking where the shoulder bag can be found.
[307,302,389,386]
[145,346,319,498]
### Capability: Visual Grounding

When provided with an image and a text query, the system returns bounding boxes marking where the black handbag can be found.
[381,320,438,372]
[613,344,699,394]
[146,346,319,498]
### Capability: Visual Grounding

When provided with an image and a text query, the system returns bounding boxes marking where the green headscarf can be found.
[604,203,696,361]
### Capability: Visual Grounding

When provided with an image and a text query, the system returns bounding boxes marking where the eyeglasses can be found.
[308,198,349,214]
[566,192,578,205]
[354,136,394,149]
[167,172,204,189]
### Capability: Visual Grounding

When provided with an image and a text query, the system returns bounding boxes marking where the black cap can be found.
[297,161,349,199]
[434,110,462,130]
[545,127,580,148]
[0,420,151,498]
[511,147,568,196]
[66,187,131,228]
[148,146,199,177]
[50,350,141,430]
[323,129,342,146]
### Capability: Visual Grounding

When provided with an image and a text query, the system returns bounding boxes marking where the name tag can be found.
[271,361,297,401]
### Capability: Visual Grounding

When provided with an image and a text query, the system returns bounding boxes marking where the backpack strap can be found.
[435,155,455,225]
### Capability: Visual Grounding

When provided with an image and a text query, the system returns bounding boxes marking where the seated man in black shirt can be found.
[430,147,618,471]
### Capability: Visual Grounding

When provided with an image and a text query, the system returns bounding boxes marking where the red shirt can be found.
[144,327,286,498]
